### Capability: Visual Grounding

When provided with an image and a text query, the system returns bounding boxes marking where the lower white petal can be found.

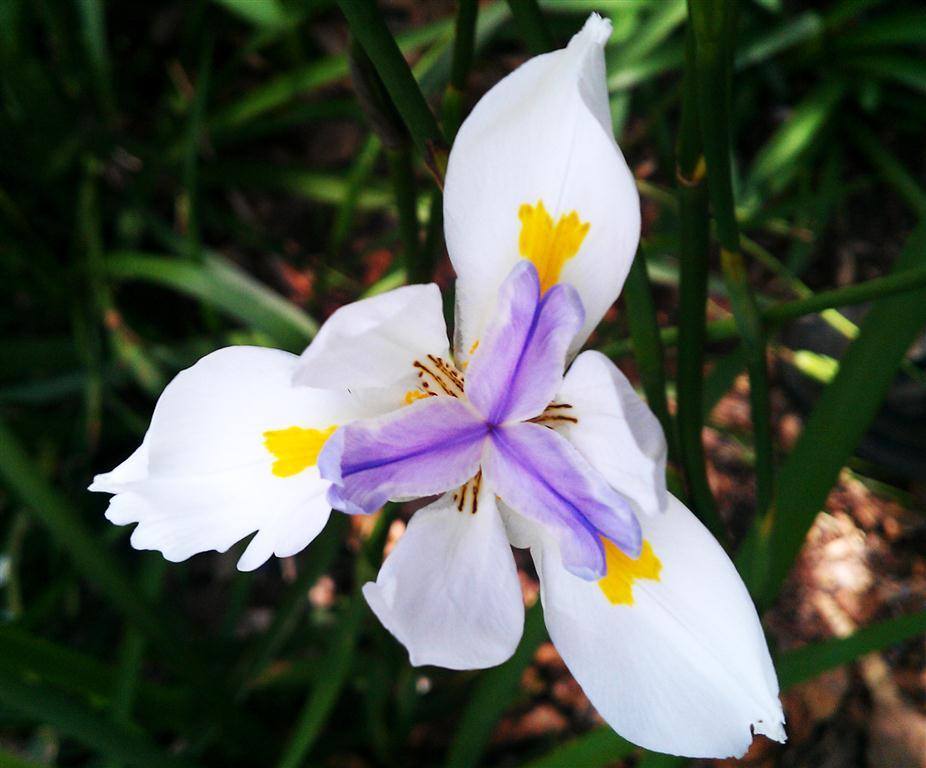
[363,483,524,670]
[91,346,380,571]
[531,494,785,758]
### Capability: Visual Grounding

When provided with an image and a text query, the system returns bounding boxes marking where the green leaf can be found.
[336,0,446,161]
[521,728,634,768]
[211,0,296,29]
[748,80,847,193]
[506,0,554,54]
[0,667,203,768]
[625,250,678,463]
[846,121,926,218]
[778,610,926,688]
[847,54,926,96]
[76,0,115,116]
[274,597,366,768]
[209,17,453,134]
[0,418,169,651]
[0,747,55,768]
[746,222,926,605]
[105,251,317,351]
[735,11,822,69]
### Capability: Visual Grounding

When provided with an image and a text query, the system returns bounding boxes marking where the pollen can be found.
[263,425,337,478]
[404,389,429,405]
[597,539,661,606]
[518,200,590,293]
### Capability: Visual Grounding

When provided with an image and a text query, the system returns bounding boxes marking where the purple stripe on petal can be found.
[465,262,584,425]
[319,396,488,515]
[483,422,641,579]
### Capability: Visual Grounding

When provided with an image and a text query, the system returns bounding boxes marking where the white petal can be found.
[294,284,450,394]
[556,351,667,517]
[531,494,785,759]
[362,484,524,670]
[91,346,381,571]
[444,13,640,360]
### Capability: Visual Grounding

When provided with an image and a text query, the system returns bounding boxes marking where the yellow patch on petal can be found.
[597,539,661,606]
[263,425,337,478]
[403,389,429,405]
[518,200,590,293]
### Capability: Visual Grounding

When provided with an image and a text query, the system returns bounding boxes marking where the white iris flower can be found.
[91,15,785,759]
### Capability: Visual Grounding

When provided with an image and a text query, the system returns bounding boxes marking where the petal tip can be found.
[576,12,612,48]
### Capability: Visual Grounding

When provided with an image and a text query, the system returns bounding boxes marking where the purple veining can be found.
[465,262,584,425]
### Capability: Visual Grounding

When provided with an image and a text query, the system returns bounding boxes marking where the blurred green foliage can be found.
[1,0,925,766]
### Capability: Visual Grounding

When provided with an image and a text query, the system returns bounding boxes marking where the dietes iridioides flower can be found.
[91,15,785,758]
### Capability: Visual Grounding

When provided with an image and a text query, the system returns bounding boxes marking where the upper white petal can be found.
[363,484,524,670]
[444,13,640,360]
[91,346,385,571]
[528,494,785,758]
[294,283,449,395]
[556,350,667,516]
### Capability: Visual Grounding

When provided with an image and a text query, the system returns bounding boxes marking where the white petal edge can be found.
[294,283,450,394]
[91,346,385,571]
[444,13,640,361]
[363,483,524,670]
[556,350,668,517]
[526,494,786,758]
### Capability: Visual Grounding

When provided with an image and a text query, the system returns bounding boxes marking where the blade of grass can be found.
[521,728,634,768]
[836,9,926,49]
[623,250,678,463]
[180,34,213,261]
[845,121,926,219]
[104,556,166,768]
[779,610,926,687]
[846,54,926,96]
[0,748,50,768]
[690,0,775,519]
[506,0,553,54]
[105,251,317,351]
[275,508,393,768]
[747,80,847,196]
[75,0,115,118]
[211,0,295,29]
[444,603,547,768]
[328,134,382,258]
[0,625,187,724]
[388,145,424,281]
[675,26,723,537]
[232,515,348,698]
[734,11,822,69]
[0,667,203,768]
[0,418,169,651]
[745,222,926,605]
[208,16,453,135]
[274,596,365,768]
[442,0,478,138]
[336,0,446,174]
[604,262,926,358]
